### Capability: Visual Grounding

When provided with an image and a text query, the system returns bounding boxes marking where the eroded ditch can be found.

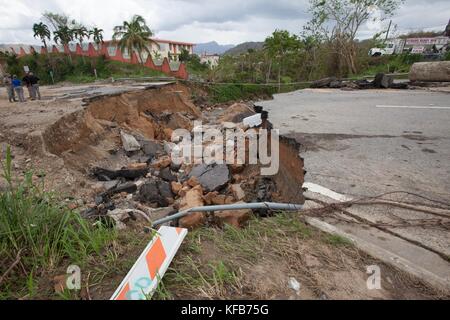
[40,82,305,229]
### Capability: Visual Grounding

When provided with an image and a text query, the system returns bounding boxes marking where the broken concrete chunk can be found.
[178,186,191,197]
[171,181,183,194]
[373,73,394,89]
[311,77,337,88]
[92,167,148,181]
[141,140,164,158]
[202,191,220,205]
[127,163,148,170]
[138,180,174,207]
[214,203,252,228]
[111,182,138,195]
[231,184,246,201]
[219,103,256,123]
[329,80,343,88]
[159,167,177,182]
[243,114,262,128]
[151,156,172,170]
[188,163,230,192]
[167,112,193,131]
[180,185,204,210]
[164,141,176,155]
[121,131,141,152]
[211,194,235,205]
[179,185,206,229]
[107,209,131,230]
[186,176,200,187]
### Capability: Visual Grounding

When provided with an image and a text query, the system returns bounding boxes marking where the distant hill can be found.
[194,41,235,55]
[224,42,264,56]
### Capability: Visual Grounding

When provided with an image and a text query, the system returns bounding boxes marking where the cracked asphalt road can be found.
[260,88,450,202]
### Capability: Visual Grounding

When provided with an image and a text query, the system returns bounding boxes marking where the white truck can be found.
[368,39,405,56]
[369,37,450,57]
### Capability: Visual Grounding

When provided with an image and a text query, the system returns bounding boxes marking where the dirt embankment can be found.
[1,81,305,208]
[42,83,202,171]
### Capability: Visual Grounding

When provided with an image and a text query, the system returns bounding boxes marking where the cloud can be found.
[0,0,449,45]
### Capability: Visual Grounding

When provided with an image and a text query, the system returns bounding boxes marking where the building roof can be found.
[150,38,195,46]
[103,38,195,47]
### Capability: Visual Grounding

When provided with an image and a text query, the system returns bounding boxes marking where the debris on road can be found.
[311,73,409,90]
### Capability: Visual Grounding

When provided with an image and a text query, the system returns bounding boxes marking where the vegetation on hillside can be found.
[1,51,165,84]
[205,0,450,85]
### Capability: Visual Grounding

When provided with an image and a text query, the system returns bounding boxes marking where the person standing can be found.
[12,75,25,102]
[3,74,16,102]
[22,72,34,100]
[28,72,41,100]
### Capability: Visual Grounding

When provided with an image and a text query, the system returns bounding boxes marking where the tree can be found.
[33,22,51,50]
[113,15,157,64]
[179,48,190,62]
[152,50,162,60]
[54,25,75,62]
[264,30,301,90]
[42,11,78,31]
[308,0,403,75]
[90,27,104,47]
[53,25,74,46]
[74,26,89,47]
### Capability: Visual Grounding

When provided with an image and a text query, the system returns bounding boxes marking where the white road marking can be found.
[376,105,450,110]
[303,182,352,202]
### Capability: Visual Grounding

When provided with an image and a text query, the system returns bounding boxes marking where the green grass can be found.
[153,212,314,299]
[209,83,277,103]
[0,146,116,299]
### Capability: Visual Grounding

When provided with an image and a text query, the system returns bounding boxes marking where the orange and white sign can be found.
[111,226,188,300]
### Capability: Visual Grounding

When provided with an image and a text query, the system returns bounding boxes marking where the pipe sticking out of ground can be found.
[151,202,304,227]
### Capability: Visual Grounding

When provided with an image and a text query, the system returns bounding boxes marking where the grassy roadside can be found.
[1,144,447,300]
[0,147,120,299]
[153,212,446,300]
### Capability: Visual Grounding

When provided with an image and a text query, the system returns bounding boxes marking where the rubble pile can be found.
[311,73,409,90]
[80,100,305,231]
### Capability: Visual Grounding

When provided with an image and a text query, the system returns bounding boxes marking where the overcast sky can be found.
[0,0,449,45]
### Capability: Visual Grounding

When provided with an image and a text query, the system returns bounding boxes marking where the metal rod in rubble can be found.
[151,202,304,227]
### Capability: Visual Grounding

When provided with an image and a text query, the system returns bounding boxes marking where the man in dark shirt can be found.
[28,72,41,100]
[22,73,33,100]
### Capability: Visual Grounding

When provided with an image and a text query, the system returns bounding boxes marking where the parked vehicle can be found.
[369,36,450,57]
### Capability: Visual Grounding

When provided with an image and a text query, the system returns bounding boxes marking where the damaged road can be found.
[260,87,450,291]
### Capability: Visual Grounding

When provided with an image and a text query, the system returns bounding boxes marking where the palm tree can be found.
[74,26,89,48]
[89,27,104,48]
[33,22,51,50]
[54,25,75,62]
[53,25,74,46]
[112,15,157,64]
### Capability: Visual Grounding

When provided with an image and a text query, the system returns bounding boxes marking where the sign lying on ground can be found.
[110,226,188,300]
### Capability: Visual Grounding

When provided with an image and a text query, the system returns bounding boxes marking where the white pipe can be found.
[152,202,303,227]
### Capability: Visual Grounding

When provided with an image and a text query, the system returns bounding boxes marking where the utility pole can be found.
[385,20,392,42]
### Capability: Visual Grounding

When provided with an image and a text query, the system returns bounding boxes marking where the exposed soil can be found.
[0,81,446,300]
